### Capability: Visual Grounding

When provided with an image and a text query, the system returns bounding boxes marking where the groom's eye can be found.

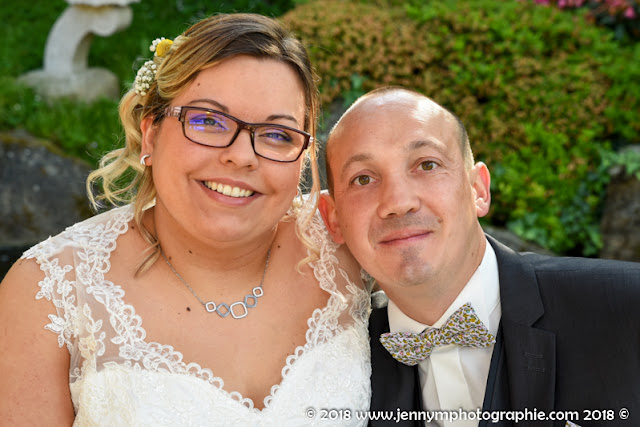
[419,161,437,171]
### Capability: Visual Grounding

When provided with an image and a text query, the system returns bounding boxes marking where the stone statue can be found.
[19,0,139,102]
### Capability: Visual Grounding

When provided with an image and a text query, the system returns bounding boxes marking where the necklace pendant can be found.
[160,245,270,320]
[216,303,231,317]
[230,302,249,319]
[205,302,217,313]
[244,295,258,308]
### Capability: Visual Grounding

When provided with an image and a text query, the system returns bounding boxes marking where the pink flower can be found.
[624,6,636,18]
[535,0,550,4]
[559,0,567,7]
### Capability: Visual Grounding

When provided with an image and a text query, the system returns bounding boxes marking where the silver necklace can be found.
[160,246,270,319]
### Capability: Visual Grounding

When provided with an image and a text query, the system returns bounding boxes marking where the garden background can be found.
[1,0,639,277]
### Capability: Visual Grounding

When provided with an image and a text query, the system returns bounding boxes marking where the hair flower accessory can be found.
[134,60,157,96]
[153,38,173,58]
[134,37,174,96]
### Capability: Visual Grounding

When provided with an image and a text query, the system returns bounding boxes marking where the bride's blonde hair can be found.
[87,13,321,275]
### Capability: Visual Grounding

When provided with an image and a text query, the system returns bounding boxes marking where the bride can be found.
[0,13,371,425]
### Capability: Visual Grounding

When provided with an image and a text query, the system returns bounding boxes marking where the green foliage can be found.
[0,77,121,164]
[602,147,640,179]
[527,0,640,43]
[88,0,297,86]
[599,42,640,143]
[492,123,610,255]
[341,74,368,108]
[283,0,639,256]
[0,3,67,78]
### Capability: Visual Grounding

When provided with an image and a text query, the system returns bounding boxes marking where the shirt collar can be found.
[388,238,501,335]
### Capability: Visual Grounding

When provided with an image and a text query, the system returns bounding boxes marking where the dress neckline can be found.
[98,206,344,413]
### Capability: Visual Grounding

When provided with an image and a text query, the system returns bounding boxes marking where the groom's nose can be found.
[376,174,420,219]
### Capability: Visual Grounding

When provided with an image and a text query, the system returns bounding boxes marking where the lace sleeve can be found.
[20,206,132,354]
[302,210,371,324]
[22,238,80,352]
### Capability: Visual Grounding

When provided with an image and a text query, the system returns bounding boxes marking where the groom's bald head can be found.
[324,87,473,194]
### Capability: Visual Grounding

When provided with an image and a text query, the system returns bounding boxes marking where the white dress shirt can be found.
[387,239,501,426]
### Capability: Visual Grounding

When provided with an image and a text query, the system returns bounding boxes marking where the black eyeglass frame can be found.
[163,106,313,163]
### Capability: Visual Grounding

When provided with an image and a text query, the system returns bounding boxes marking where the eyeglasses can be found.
[163,106,312,163]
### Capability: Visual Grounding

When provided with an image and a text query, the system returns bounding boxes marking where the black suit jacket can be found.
[369,235,640,426]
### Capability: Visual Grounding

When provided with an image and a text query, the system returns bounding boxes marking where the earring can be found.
[140,154,151,166]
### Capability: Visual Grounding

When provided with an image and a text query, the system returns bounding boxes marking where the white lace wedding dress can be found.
[22,205,371,426]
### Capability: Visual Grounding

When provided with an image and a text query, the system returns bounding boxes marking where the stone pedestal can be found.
[19,68,120,102]
[18,1,139,102]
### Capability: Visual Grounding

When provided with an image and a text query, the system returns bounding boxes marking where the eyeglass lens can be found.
[183,109,306,162]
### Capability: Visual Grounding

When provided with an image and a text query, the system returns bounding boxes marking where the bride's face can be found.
[142,55,307,245]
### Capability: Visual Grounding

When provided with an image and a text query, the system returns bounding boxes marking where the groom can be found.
[319,87,640,426]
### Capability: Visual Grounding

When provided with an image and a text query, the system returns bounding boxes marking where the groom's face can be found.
[320,92,489,293]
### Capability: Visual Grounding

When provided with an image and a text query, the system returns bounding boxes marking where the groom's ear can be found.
[470,162,491,218]
[319,193,345,244]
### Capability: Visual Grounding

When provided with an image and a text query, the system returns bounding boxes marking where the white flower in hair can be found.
[150,37,173,57]
[150,37,165,52]
[134,60,156,96]
[134,36,173,96]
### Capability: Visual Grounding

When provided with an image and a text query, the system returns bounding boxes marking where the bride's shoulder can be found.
[21,205,134,262]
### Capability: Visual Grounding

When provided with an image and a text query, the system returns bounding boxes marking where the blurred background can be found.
[1,0,639,280]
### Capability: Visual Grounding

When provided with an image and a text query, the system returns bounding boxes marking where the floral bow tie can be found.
[380,302,496,366]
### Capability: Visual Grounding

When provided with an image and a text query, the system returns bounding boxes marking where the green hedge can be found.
[282,0,640,256]
[527,0,640,43]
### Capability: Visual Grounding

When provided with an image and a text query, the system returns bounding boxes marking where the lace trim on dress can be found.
[23,207,133,352]
[23,205,370,413]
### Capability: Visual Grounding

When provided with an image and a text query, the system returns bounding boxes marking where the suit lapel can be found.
[485,236,557,423]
